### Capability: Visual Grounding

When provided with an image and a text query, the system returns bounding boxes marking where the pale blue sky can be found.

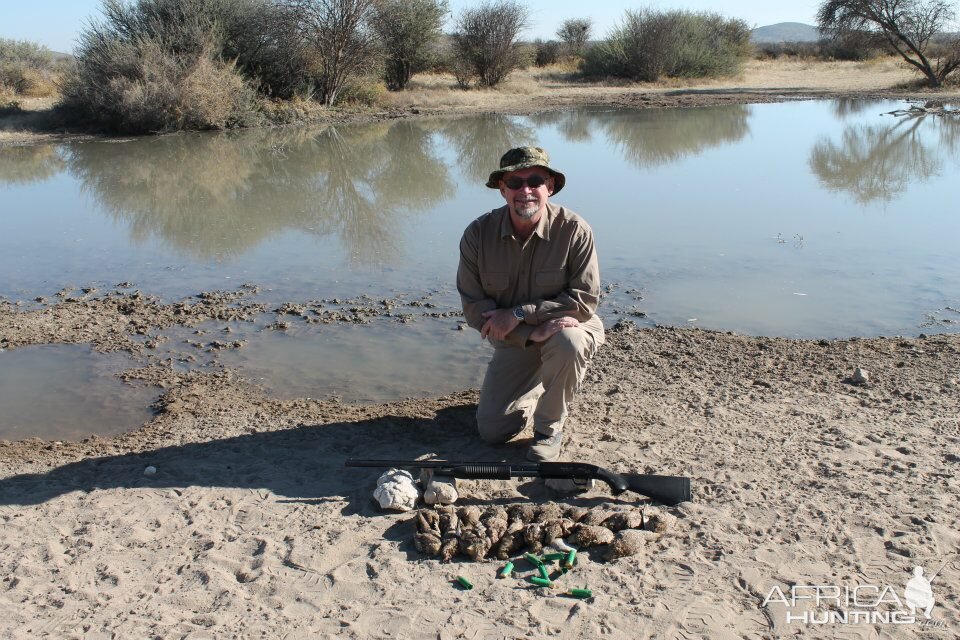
[2,0,821,54]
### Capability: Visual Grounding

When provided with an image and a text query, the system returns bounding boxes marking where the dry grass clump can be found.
[259,96,328,125]
[385,64,585,110]
[0,86,14,101]
[57,0,322,133]
[739,56,914,90]
[335,77,389,108]
[5,67,59,99]
[385,73,491,109]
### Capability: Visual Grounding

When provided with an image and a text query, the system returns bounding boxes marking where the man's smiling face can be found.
[499,167,554,221]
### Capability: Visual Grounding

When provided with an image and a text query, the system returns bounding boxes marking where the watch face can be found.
[513,307,524,320]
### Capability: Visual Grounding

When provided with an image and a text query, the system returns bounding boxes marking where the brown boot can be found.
[527,430,563,462]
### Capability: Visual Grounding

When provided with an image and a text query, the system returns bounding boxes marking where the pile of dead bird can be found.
[414,503,675,563]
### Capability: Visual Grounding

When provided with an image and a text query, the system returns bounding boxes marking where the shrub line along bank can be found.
[4,0,756,134]
[4,0,959,134]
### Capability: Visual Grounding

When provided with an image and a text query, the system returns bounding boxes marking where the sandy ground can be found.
[385,57,958,114]
[2,58,960,637]
[1,287,959,638]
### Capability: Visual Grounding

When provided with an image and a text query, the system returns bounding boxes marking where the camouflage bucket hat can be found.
[486,146,566,194]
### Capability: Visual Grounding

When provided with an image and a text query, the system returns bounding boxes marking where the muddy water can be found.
[1,100,959,439]
[0,345,158,440]
[207,318,489,402]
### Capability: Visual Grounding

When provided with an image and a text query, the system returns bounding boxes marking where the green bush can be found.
[582,9,751,81]
[556,18,592,58]
[754,35,889,62]
[60,32,260,132]
[819,30,889,60]
[372,0,449,91]
[753,41,821,60]
[451,0,530,87]
[0,38,59,97]
[59,0,316,132]
[0,39,53,70]
[219,0,317,99]
[534,39,563,67]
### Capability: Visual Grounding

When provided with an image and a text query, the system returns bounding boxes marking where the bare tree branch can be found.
[283,0,379,105]
[817,0,960,87]
[452,0,530,88]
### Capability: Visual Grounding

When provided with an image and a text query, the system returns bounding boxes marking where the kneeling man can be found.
[457,146,604,461]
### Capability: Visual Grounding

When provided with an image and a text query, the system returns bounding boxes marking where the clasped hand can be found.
[480,309,579,343]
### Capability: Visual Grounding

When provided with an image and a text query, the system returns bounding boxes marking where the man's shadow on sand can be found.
[0,401,546,513]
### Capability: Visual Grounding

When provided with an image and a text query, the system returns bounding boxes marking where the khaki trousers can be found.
[477,316,604,444]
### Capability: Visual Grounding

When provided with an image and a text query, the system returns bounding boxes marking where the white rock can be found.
[373,468,420,512]
[420,469,459,505]
[143,465,157,477]
[852,367,870,384]
[377,469,414,485]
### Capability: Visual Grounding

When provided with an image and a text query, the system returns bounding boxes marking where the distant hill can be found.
[751,22,820,43]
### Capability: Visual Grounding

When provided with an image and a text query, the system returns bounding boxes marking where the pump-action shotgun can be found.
[345,459,692,505]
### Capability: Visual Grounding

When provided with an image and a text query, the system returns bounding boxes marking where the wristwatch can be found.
[512,306,525,321]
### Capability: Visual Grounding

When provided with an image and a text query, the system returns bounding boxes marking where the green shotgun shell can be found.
[498,562,515,578]
[537,564,551,581]
[529,576,553,588]
[569,588,592,598]
[541,552,565,562]
[562,549,577,568]
[523,552,544,567]
[456,576,474,590]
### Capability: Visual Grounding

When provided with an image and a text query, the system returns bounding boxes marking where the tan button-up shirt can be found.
[457,202,603,349]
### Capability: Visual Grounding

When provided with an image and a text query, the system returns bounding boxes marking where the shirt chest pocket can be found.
[535,269,566,288]
[481,271,509,293]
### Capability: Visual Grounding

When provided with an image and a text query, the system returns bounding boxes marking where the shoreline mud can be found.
[2,286,958,451]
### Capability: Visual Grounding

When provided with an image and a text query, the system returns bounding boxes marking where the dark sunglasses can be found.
[502,174,548,190]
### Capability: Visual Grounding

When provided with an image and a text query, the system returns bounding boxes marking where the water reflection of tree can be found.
[0,145,66,185]
[297,123,453,264]
[831,98,886,119]
[933,116,960,156]
[64,121,452,264]
[69,134,263,255]
[592,105,751,168]
[439,115,535,182]
[808,116,959,204]
[526,111,594,142]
